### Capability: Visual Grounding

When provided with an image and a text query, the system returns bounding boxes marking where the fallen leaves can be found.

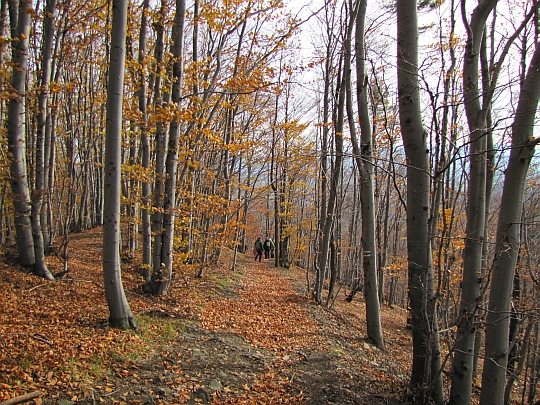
[201,264,323,354]
[213,374,308,404]
[0,228,194,402]
[0,227,412,404]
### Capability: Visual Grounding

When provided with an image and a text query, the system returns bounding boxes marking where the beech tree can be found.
[102,0,136,329]
[6,0,53,279]
[31,0,57,276]
[331,0,384,349]
[316,50,344,304]
[396,0,443,401]
[450,2,535,403]
[449,1,497,402]
[143,0,186,295]
[352,0,384,350]
[137,0,151,278]
[479,34,540,405]
[313,2,338,302]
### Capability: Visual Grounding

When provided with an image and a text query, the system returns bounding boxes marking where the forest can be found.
[0,0,539,403]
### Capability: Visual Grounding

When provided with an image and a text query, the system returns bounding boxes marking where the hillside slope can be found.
[0,228,410,404]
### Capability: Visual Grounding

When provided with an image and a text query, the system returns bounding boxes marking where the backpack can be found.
[264,240,271,249]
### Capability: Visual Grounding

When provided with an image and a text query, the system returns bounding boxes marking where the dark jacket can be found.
[255,240,263,252]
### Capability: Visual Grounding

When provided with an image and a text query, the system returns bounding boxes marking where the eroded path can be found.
[174,258,409,405]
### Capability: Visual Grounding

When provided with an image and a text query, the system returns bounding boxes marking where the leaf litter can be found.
[0,227,410,404]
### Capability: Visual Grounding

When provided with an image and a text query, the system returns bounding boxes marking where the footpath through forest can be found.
[0,228,411,405]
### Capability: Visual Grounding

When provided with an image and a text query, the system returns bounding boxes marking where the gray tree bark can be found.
[102,0,136,329]
[138,0,151,280]
[351,0,384,350]
[30,0,57,280]
[144,0,186,295]
[479,40,540,405]
[314,5,336,302]
[146,0,167,289]
[396,0,443,400]
[450,3,537,404]
[317,52,344,305]
[472,23,496,381]
[450,1,495,402]
[6,0,43,274]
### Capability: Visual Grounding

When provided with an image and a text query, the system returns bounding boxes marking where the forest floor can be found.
[0,227,413,405]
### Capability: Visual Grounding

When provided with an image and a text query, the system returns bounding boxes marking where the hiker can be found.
[254,237,263,262]
[269,238,275,258]
[263,237,272,258]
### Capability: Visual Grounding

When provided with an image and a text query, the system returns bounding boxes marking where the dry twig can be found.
[0,391,41,405]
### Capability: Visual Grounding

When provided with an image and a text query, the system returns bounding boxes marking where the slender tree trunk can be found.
[315,6,335,300]
[0,0,6,95]
[29,0,56,279]
[147,0,168,286]
[0,0,6,246]
[352,0,384,350]
[396,0,443,400]
[270,63,281,269]
[181,0,199,257]
[528,319,539,404]
[138,0,151,279]
[378,163,391,305]
[318,54,344,305]
[44,4,68,247]
[480,41,540,405]
[326,235,337,304]
[102,0,136,329]
[145,0,186,295]
[7,0,42,272]
[504,316,534,405]
[473,23,496,381]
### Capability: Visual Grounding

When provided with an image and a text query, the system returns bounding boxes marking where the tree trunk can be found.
[315,5,335,300]
[396,0,443,400]
[504,315,534,405]
[144,0,186,295]
[0,0,6,95]
[102,0,136,330]
[451,2,534,404]
[138,0,151,279]
[147,0,168,289]
[528,319,539,404]
[7,0,40,271]
[480,40,540,405]
[317,43,344,305]
[30,0,56,279]
[270,61,282,270]
[473,22,497,381]
[353,0,384,351]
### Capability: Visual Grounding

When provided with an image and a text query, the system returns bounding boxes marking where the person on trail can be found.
[254,237,263,262]
[269,238,275,258]
[263,237,272,259]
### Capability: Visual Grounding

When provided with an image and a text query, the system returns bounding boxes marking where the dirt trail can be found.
[0,228,410,405]
[156,257,409,405]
